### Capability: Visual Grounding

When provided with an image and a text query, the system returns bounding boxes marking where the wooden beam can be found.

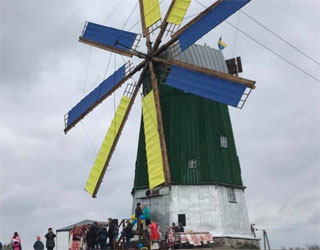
[152,57,256,89]
[79,37,147,59]
[139,0,172,187]
[148,60,172,186]
[139,0,148,38]
[64,60,146,134]
[152,0,177,52]
[92,64,149,198]
[153,0,224,57]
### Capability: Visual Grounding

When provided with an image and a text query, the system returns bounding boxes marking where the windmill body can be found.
[132,44,256,245]
[64,0,260,248]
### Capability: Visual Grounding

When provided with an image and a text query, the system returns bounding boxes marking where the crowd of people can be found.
[0,204,185,250]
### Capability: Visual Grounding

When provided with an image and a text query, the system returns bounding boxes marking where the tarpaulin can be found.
[142,0,162,28]
[165,66,246,107]
[142,90,165,189]
[167,0,191,25]
[85,96,131,195]
[66,64,126,130]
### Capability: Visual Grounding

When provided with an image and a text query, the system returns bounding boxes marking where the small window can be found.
[227,187,236,203]
[220,135,228,148]
[188,159,197,168]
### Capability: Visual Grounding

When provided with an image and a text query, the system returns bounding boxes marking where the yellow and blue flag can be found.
[218,37,227,50]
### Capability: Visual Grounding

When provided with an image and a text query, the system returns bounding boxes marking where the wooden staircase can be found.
[115,218,151,250]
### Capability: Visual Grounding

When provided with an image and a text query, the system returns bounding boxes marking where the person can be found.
[135,203,143,218]
[123,220,133,249]
[86,224,98,250]
[166,226,174,249]
[97,225,108,250]
[45,228,56,250]
[33,236,44,250]
[149,221,160,242]
[0,241,2,250]
[142,205,151,226]
[171,223,178,232]
[107,218,116,249]
[11,232,22,250]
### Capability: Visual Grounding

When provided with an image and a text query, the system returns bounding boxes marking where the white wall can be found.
[132,185,253,238]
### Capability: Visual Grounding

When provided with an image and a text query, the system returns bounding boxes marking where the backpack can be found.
[99,227,108,240]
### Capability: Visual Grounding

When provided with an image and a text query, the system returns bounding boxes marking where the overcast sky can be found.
[1,0,319,249]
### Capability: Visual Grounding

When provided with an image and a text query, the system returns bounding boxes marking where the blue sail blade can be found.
[66,65,126,130]
[81,22,138,52]
[178,0,251,52]
[165,66,246,107]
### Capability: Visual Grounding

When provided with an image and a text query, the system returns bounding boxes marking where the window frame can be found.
[220,135,228,148]
[227,187,237,203]
[187,158,198,169]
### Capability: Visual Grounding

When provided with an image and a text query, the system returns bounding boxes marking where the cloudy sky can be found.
[1,0,319,248]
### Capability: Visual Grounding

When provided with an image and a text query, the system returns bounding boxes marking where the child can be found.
[11,232,21,250]
[33,236,44,250]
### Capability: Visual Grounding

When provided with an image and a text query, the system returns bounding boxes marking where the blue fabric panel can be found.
[66,65,126,129]
[165,66,246,107]
[82,22,137,51]
[178,0,251,51]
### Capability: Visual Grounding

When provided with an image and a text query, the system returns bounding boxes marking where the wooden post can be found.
[152,57,256,89]
[139,0,172,186]
[92,65,149,198]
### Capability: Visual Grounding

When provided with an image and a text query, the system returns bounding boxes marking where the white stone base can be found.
[132,185,254,239]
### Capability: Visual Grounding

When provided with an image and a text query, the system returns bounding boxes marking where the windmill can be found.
[65,0,259,246]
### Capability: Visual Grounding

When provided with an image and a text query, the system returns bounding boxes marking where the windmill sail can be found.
[142,90,166,189]
[80,22,140,57]
[173,0,251,52]
[85,96,131,197]
[64,62,145,133]
[167,0,191,25]
[142,0,162,28]
[165,65,246,107]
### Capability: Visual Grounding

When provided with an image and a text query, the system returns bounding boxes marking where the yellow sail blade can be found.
[85,96,131,196]
[167,0,191,25]
[142,90,165,189]
[142,0,162,28]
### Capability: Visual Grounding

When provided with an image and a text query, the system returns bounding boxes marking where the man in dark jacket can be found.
[45,228,56,250]
[135,203,143,218]
[97,226,108,250]
[0,241,2,250]
[33,236,44,250]
[107,218,117,249]
[123,220,133,249]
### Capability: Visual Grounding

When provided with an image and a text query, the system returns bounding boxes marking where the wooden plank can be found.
[148,60,172,186]
[152,57,256,89]
[153,0,224,57]
[92,64,149,197]
[79,37,147,59]
[140,0,172,186]
[152,0,177,52]
[64,60,146,134]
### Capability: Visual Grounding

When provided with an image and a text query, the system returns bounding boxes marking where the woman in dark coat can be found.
[86,224,98,250]
[45,228,56,250]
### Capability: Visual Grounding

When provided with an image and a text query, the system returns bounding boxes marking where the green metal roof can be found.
[56,219,107,232]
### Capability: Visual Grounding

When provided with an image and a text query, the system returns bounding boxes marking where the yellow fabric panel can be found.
[143,0,162,28]
[85,96,131,195]
[142,90,165,189]
[167,0,191,25]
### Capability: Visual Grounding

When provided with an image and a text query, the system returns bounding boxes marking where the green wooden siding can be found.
[134,73,243,189]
